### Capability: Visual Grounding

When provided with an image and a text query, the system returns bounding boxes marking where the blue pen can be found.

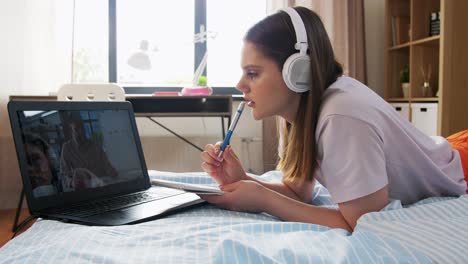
[218,101,246,158]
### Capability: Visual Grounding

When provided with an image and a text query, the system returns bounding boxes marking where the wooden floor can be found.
[0,209,34,248]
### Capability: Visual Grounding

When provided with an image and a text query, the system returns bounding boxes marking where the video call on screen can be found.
[18,109,144,198]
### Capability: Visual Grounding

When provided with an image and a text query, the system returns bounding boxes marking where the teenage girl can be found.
[200,7,467,232]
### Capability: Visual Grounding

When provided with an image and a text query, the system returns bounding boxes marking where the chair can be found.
[57,83,125,101]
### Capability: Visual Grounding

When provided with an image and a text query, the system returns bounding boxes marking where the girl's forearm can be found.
[244,175,302,201]
[261,188,352,232]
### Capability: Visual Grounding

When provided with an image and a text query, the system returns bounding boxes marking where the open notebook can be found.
[151,179,224,195]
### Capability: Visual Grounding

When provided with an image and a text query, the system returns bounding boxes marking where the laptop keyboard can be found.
[46,189,179,218]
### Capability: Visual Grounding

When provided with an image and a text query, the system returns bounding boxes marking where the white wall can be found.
[364,0,385,95]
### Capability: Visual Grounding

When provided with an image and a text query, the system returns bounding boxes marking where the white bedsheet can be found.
[1,170,467,263]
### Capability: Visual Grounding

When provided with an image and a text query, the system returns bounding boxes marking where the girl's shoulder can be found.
[320,76,389,122]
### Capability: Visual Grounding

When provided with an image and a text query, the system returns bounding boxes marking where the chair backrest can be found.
[57,84,125,101]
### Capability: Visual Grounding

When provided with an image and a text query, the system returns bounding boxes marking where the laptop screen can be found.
[17,109,145,198]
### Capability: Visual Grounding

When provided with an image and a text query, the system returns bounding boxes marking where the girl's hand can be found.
[201,142,248,185]
[200,180,270,213]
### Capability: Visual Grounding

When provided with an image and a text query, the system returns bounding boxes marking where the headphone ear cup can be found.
[282,53,311,93]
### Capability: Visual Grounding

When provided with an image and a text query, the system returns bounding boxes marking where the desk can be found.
[9,95,233,150]
[127,96,232,118]
[126,96,232,149]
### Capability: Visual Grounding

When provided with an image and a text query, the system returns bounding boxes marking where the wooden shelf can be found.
[386,98,410,102]
[386,97,439,103]
[388,42,411,51]
[412,35,440,46]
[385,0,468,136]
[411,97,439,102]
[389,36,439,51]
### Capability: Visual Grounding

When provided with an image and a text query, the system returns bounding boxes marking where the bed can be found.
[1,170,467,263]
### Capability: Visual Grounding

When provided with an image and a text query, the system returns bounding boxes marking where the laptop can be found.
[8,101,204,226]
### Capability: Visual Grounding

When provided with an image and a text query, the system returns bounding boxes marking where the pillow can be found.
[447,130,468,191]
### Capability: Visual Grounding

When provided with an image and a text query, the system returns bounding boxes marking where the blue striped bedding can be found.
[1,170,467,263]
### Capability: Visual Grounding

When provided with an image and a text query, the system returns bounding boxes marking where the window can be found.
[206,0,267,87]
[72,0,267,93]
[79,111,101,140]
[116,0,195,86]
[72,0,108,83]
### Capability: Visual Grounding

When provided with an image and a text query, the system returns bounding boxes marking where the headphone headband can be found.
[282,7,308,55]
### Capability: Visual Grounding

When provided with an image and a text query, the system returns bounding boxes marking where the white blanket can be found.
[1,170,467,263]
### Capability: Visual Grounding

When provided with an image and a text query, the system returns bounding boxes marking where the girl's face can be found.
[236,42,300,122]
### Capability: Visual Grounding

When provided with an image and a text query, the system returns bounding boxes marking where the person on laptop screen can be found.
[23,133,59,197]
[59,111,118,192]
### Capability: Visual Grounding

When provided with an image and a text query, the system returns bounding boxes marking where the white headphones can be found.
[281,7,311,93]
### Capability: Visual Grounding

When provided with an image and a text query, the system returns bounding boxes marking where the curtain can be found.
[293,0,367,83]
[263,0,367,171]
[0,0,73,209]
[267,0,367,83]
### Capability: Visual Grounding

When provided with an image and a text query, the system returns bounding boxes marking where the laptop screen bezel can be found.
[8,101,151,212]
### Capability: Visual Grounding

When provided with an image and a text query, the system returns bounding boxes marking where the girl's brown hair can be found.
[244,7,343,183]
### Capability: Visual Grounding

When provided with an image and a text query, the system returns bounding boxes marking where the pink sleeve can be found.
[317,115,388,203]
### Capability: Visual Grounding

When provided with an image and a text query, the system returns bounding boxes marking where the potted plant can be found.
[197,75,207,87]
[400,65,410,98]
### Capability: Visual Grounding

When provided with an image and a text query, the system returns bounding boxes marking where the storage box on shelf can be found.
[411,103,438,136]
[390,103,410,121]
[384,0,468,136]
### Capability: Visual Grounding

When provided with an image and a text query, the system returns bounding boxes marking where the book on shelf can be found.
[430,11,440,36]
[391,16,410,46]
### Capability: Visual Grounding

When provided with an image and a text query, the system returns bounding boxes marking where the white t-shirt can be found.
[314,76,466,204]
